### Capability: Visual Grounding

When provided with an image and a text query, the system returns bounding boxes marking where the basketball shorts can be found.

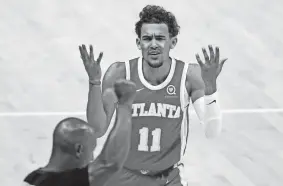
[105,163,187,186]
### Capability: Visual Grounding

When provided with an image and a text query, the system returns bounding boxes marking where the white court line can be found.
[0,108,283,117]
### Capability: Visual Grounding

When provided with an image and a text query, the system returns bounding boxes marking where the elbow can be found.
[204,118,222,139]
[106,162,123,173]
[108,151,129,170]
[113,162,124,171]
[106,148,129,171]
[87,117,108,138]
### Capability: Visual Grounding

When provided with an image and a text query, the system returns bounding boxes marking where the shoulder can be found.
[172,59,202,83]
[187,63,201,77]
[185,63,204,92]
[103,62,126,80]
[186,63,203,82]
[174,59,200,75]
[102,62,126,90]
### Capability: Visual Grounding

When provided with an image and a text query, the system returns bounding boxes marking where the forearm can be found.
[204,79,217,95]
[193,92,222,138]
[87,82,107,137]
[98,104,132,168]
[187,63,222,138]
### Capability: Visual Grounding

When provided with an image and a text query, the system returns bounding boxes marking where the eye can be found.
[156,37,165,40]
[143,37,151,41]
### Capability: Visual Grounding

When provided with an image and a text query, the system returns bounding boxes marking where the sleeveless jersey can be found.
[123,57,190,172]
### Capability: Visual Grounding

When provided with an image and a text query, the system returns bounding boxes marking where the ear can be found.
[74,143,84,159]
[136,38,141,50]
[170,37,178,49]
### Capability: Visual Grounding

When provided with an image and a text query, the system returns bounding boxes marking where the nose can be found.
[150,39,158,48]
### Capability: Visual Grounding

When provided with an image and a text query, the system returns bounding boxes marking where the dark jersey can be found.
[23,166,89,186]
[122,57,190,172]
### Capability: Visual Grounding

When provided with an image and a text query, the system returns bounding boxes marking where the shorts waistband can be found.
[124,163,181,178]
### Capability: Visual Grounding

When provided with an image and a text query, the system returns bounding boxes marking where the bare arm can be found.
[186,64,222,138]
[88,104,132,186]
[186,64,216,102]
[88,80,136,186]
[79,45,107,137]
[101,62,126,123]
[87,83,106,138]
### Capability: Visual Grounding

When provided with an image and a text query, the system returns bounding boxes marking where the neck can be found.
[44,153,85,172]
[142,57,172,85]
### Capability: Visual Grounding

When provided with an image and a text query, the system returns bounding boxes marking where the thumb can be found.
[220,58,228,66]
[219,58,228,73]
[219,58,228,72]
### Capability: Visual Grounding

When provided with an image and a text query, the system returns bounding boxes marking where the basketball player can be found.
[23,78,137,186]
[84,5,227,186]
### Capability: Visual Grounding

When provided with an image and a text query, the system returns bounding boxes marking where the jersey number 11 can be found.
[138,127,161,152]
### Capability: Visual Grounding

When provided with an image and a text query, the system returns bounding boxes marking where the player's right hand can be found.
[79,44,103,81]
[114,79,137,106]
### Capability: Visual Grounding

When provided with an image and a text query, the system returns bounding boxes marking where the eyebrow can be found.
[142,34,166,38]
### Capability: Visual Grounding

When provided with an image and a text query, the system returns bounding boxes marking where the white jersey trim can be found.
[125,60,131,80]
[137,57,176,90]
[92,110,117,160]
[180,62,189,159]
[180,63,189,110]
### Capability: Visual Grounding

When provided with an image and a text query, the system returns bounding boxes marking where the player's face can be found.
[136,23,177,68]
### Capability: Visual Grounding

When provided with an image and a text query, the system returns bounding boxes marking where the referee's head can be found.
[47,117,97,170]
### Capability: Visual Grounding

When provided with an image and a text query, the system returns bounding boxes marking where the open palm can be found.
[195,45,227,83]
[79,44,103,81]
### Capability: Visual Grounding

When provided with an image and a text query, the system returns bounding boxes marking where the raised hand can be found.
[196,45,227,83]
[79,44,103,81]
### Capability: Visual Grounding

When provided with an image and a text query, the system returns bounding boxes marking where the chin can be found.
[148,61,163,68]
[146,57,163,68]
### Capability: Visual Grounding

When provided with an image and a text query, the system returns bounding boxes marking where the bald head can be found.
[52,117,96,156]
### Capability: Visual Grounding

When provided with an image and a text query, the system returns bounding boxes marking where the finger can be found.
[215,47,220,64]
[202,48,210,63]
[195,54,204,67]
[79,46,83,57]
[89,45,94,60]
[82,44,92,66]
[96,52,103,65]
[79,46,87,62]
[82,44,89,58]
[208,45,214,61]
[220,58,228,69]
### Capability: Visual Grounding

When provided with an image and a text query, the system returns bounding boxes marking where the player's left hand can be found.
[195,45,227,84]
[79,44,103,81]
[114,79,137,106]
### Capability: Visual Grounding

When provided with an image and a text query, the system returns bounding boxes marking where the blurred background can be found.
[0,0,283,185]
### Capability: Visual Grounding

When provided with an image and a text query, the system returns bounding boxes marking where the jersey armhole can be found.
[125,60,130,80]
[92,110,117,160]
[179,62,190,158]
[180,63,189,110]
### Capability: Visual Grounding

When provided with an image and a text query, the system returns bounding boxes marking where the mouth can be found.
[149,52,160,55]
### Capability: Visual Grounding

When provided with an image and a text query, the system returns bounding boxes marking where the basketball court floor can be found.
[0,0,283,185]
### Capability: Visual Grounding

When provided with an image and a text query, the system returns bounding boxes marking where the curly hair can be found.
[135,5,180,38]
